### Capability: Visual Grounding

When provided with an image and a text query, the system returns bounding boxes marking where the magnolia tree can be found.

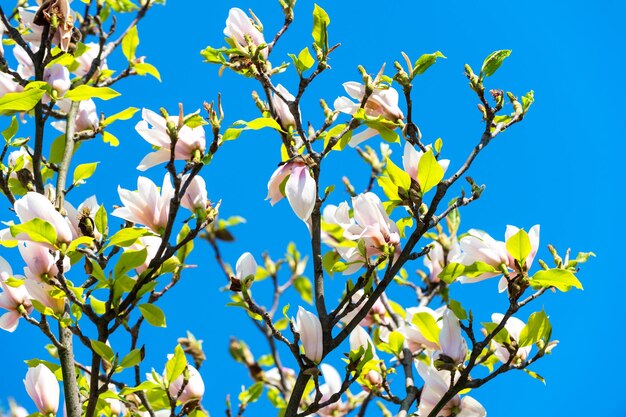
[0,1,592,417]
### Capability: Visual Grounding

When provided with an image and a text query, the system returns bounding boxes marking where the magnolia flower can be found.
[64,196,101,240]
[135,108,206,171]
[126,236,163,275]
[23,279,65,315]
[402,143,450,182]
[397,307,442,352]
[181,174,209,213]
[457,225,540,290]
[334,82,404,147]
[224,8,267,59]
[43,64,71,98]
[14,45,35,79]
[266,161,316,223]
[264,367,296,392]
[349,326,377,355]
[438,309,467,365]
[316,364,346,417]
[103,386,124,417]
[424,240,461,283]
[112,174,174,234]
[18,241,69,282]
[271,84,298,130]
[73,42,108,77]
[24,364,60,415]
[0,72,23,96]
[339,289,388,326]
[294,307,323,363]
[235,252,257,280]
[52,99,99,133]
[490,313,532,364]
[168,365,205,404]
[0,258,32,332]
[417,362,486,417]
[7,192,74,247]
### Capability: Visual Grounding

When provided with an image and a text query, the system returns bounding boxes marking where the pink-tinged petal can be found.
[402,143,421,179]
[458,396,487,417]
[24,364,60,414]
[439,309,467,364]
[348,127,378,147]
[0,256,13,276]
[527,224,540,267]
[0,311,20,332]
[343,82,365,100]
[168,365,204,404]
[333,96,359,115]
[497,276,508,293]
[235,252,257,280]
[14,193,73,244]
[137,149,171,171]
[285,165,316,222]
[266,163,293,205]
[294,307,323,363]
[319,364,342,396]
[272,84,297,129]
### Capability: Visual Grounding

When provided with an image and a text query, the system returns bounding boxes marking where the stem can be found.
[56,101,79,208]
[58,319,82,417]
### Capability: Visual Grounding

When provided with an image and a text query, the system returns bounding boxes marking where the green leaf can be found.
[176,223,194,263]
[65,85,120,101]
[506,229,531,265]
[101,131,120,146]
[114,248,147,279]
[529,268,583,292]
[239,382,264,405]
[119,348,143,369]
[411,312,440,344]
[138,303,166,327]
[2,117,19,142]
[244,117,283,131]
[290,47,315,74]
[165,344,187,384]
[91,340,115,362]
[134,63,161,81]
[412,51,446,77]
[0,88,46,113]
[221,128,242,142]
[384,157,411,191]
[438,261,498,284]
[481,50,512,77]
[73,162,99,184]
[293,276,313,305]
[448,299,467,320]
[417,150,444,193]
[95,204,108,236]
[67,236,94,253]
[388,331,405,355]
[518,310,551,347]
[89,296,106,314]
[102,107,139,126]
[10,218,58,247]
[106,227,151,248]
[122,26,139,61]
[523,369,546,384]
[312,4,330,51]
[482,322,510,344]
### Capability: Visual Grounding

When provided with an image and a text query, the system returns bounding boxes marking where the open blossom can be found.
[235,252,257,280]
[271,84,298,130]
[24,364,60,415]
[324,193,400,273]
[168,365,205,404]
[457,225,540,289]
[438,309,467,365]
[18,241,69,282]
[424,239,461,283]
[417,362,486,417]
[334,82,404,147]
[224,8,267,59]
[23,280,65,315]
[294,307,323,363]
[112,174,174,234]
[402,143,450,182]
[8,192,74,247]
[0,258,32,332]
[266,161,316,223]
[43,64,71,98]
[181,174,209,213]
[135,108,206,171]
[490,313,532,364]
[52,99,99,133]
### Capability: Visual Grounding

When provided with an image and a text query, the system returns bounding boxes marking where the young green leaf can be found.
[529,268,583,292]
[506,228,531,265]
[138,303,166,328]
[481,50,512,77]
[417,150,444,193]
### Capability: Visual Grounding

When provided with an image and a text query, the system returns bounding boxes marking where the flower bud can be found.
[43,64,71,98]
[294,307,323,363]
[168,365,205,404]
[24,364,60,415]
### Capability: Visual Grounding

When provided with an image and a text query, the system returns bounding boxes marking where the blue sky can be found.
[1,0,624,416]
